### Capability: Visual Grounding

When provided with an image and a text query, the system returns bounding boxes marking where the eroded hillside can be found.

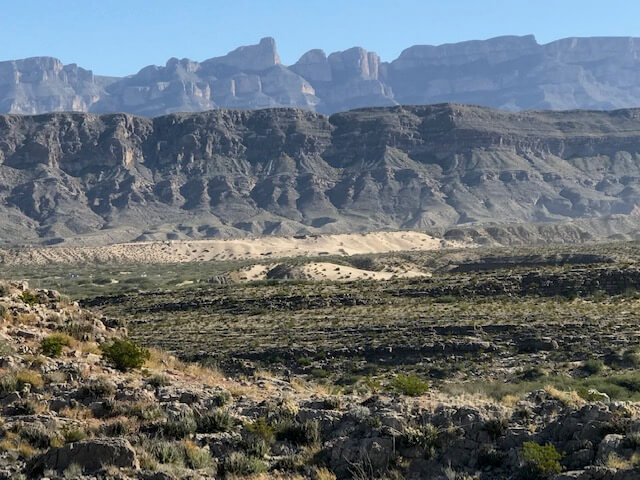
[2,105,640,245]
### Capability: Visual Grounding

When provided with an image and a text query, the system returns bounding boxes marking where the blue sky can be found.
[2,0,638,76]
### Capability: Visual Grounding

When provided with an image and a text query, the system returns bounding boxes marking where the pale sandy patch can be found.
[0,230,470,266]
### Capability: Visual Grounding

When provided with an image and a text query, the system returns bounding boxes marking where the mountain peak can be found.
[204,37,280,71]
[3,35,640,115]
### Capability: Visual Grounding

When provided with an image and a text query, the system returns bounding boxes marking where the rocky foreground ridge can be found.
[3,35,640,116]
[1,281,640,479]
[3,104,640,244]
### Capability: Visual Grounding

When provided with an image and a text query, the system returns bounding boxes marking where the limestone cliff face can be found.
[2,104,640,245]
[4,35,640,116]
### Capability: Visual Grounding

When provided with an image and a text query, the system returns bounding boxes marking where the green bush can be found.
[391,375,429,396]
[195,409,234,433]
[41,334,72,357]
[19,424,54,449]
[150,441,184,465]
[163,413,197,439]
[19,291,40,306]
[147,374,170,388]
[101,338,150,371]
[0,374,18,397]
[246,417,275,444]
[521,441,562,478]
[401,423,440,458]
[63,427,86,444]
[79,377,116,399]
[243,417,275,457]
[583,359,604,376]
[275,418,321,446]
[484,417,509,439]
[184,441,214,469]
[223,452,267,476]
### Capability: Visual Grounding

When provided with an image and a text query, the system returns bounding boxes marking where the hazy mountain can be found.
[2,104,640,245]
[2,35,640,116]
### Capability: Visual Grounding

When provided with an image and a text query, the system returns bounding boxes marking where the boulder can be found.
[27,438,139,475]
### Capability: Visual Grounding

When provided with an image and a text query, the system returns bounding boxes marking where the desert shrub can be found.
[0,374,18,396]
[62,427,86,443]
[583,359,604,376]
[275,418,321,446]
[275,398,300,419]
[63,322,95,341]
[40,334,72,357]
[477,446,506,468]
[349,405,371,422]
[623,348,640,368]
[79,377,116,399]
[484,417,509,439]
[19,291,40,306]
[149,441,183,465]
[243,417,274,457]
[19,424,54,449]
[0,339,12,356]
[147,374,170,388]
[391,375,429,396]
[520,366,546,381]
[124,401,163,421]
[322,396,343,410]
[101,420,129,437]
[183,440,214,469]
[62,464,83,479]
[223,451,268,476]
[313,467,338,480]
[210,390,232,407]
[520,441,562,478]
[163,413,197,439]
[246,417,275,444]
[16,369,44,389]
[195,409,234,433]
[101,338,150,371]
[402,423,440,458]
[9,399,37,415]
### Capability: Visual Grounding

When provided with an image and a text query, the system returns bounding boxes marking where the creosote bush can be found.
[41,334,73,357]
[391,374,429,396]
[100,338,150,371]
[521,441,563,478]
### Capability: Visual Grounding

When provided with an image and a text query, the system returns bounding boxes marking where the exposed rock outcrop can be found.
[2,104,640,245]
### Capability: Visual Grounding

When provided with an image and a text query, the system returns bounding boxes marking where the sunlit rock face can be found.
[3,35,640,115]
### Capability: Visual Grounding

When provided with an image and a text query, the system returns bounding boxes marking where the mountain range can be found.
[3,35,640,116]
[2,104,640,245]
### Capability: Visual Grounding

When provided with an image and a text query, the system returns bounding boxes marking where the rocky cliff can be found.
[3,35,640,116]
[1,104,640,245]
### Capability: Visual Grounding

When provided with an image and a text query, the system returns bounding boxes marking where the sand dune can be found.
[0,231,468,266]
[228,260,431,283]
[300,262,430,281]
